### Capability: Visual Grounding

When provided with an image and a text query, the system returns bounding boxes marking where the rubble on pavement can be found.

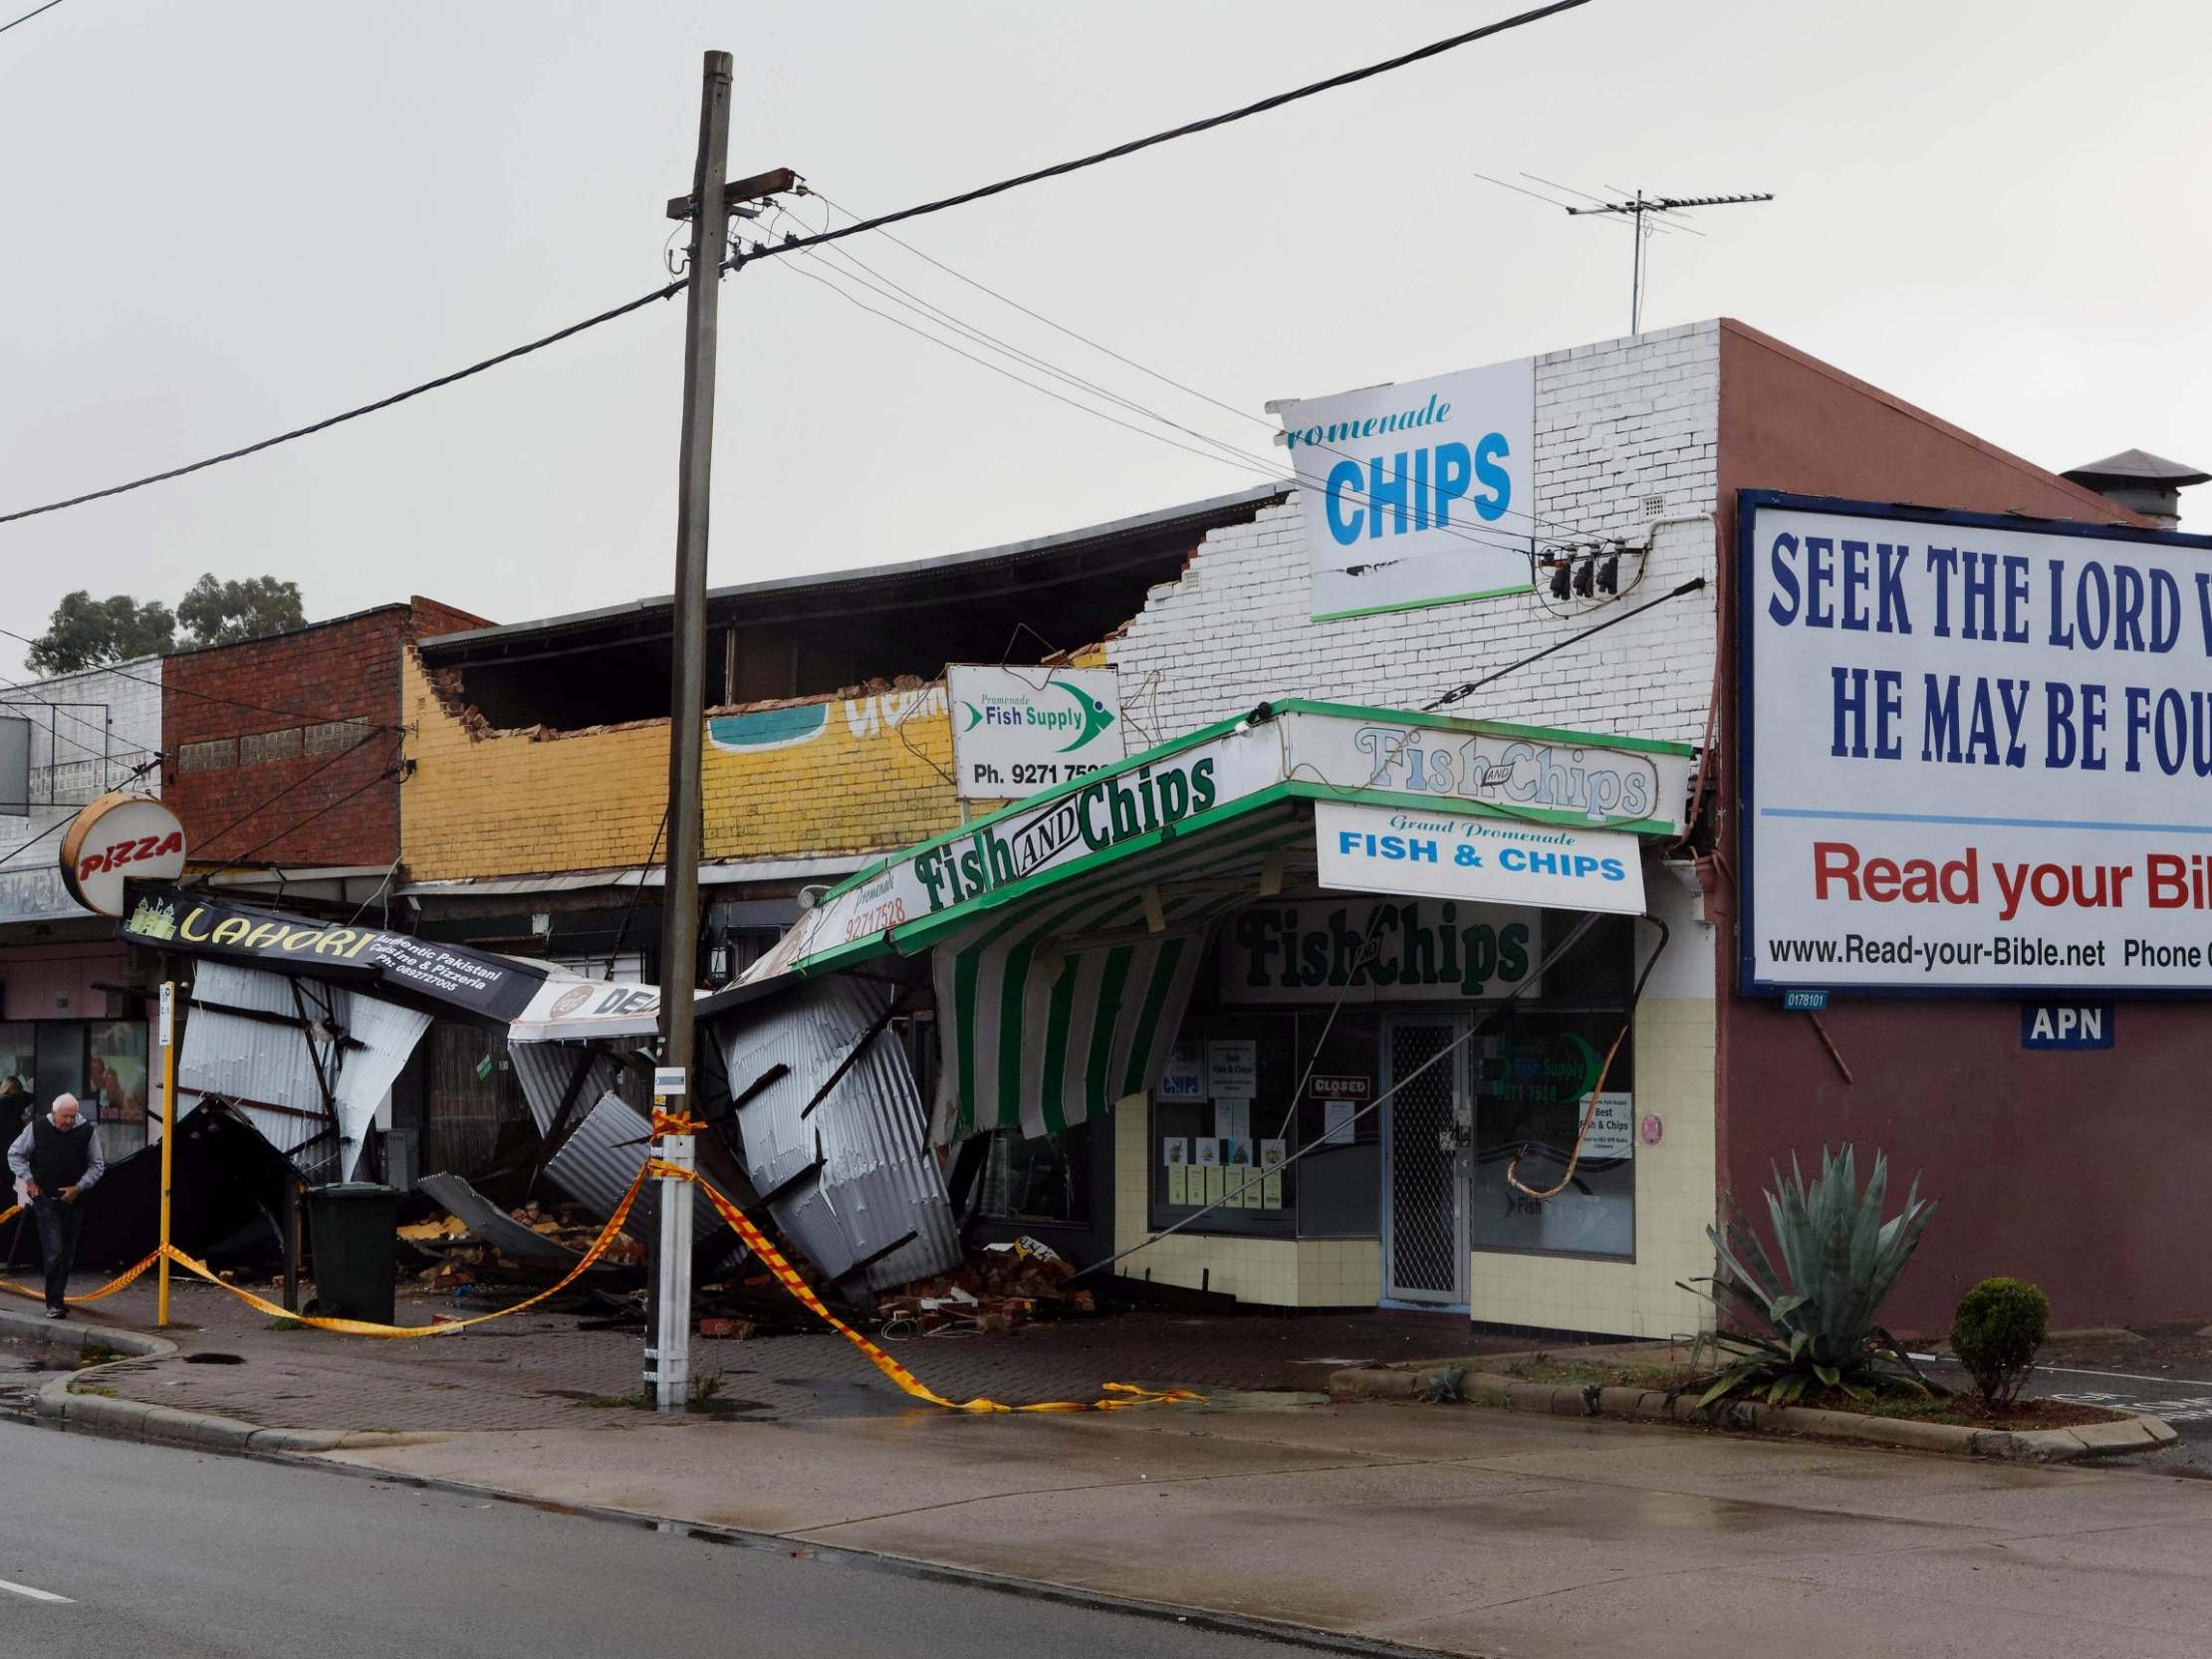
[875,1236,1098,1335]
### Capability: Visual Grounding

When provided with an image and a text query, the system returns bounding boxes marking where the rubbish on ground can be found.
[876,1237,1095,1335]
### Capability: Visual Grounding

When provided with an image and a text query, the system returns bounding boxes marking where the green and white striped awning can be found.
[929,807,1307,1145]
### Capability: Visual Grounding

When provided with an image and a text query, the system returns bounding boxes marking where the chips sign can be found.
[945,665,1126,800]
[60,792,187,916]
[1277,357,1536,620]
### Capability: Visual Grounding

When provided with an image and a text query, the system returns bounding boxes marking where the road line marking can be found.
[1943,1360,2212,1393]
[0,1576,72,1604]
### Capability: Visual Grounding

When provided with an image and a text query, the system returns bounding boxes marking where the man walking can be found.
[6,1093,104,1318]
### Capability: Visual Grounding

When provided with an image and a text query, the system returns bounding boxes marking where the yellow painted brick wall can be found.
[401,648,962,882]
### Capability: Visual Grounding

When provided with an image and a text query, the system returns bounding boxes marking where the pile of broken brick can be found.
[874,1237,1098,1335]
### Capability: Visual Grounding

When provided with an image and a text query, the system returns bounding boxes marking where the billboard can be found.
[1738,492,2212,994]
[1277,358,1535,620]
[945,665,1125,800]
[1315,800,1646,916]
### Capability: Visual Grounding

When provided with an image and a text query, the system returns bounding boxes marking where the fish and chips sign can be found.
[748,700,1690,980]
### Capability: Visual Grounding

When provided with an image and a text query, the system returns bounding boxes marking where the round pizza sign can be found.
[59,792,189,916]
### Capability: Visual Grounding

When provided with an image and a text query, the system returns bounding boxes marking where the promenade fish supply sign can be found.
[1738,493,2212,994]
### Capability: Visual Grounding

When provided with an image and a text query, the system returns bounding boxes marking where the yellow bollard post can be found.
[157,981,177,1328]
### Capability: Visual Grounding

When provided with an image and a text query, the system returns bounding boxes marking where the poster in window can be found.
[1167,1162,1189,1205]
[1581,1092,1634,1160]
[1156,1042,1206,1102]
[1203,1163,1226,1205]
[88,1021,148,1124]
[1213,1098,1249,1141]
[1206,1039,1258,1098]
[1323,1099,1356,1145]
[1193,1136,1221,1167]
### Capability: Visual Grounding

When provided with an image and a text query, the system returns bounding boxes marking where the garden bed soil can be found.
[1493,1354,2135,1433]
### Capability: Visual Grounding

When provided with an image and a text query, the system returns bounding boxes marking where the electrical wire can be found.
[1504,915,1667,1199]
[805,189,1606,549]
[0,623,404,733]
[182,731,394,877]
[1067,910,1606,1282]
[734,2,1594,272]
[0,757,159,874]
[0,4,1593,535]
[0,0,66,37]
[0,283,682,528]
[1425,577,1708,710]
[777,255,1542,565]
[215,750,407,869]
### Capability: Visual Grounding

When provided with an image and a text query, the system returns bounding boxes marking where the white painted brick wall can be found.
[0,656,164,922]
[1109,322,1720,750]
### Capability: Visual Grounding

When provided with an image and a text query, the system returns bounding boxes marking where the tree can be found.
[177,574,305,647]
[25,592,176,673]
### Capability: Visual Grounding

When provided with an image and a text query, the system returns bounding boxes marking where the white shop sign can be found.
[1741,494,2212,993]
[945,665,1126,800]
[1315,801,1646,916]
[1277,357,1536,620]
[745,705,1689,982]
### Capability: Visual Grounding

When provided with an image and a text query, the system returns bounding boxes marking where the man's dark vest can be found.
[28,1117,94,1191]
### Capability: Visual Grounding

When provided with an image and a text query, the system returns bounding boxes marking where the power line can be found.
[0,0,67,38]
[182,731,395,873]
[0,3,1593,532]
[786,255,1546,565]
[732,1,1595,270]
[0,282,682,528]
[0,623,403,732]
[1424,576,1707,710]
[805,190,1604,549]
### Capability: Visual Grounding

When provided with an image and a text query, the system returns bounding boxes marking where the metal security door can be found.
[1381,1016,1469,1306]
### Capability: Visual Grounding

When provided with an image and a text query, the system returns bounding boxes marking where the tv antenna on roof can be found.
[1565,189,1773,338]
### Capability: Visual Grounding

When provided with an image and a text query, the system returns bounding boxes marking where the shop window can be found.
[1470,1013,1634,1261]
[87,1020,148,1123]
[979,1121,1092,1227]
[1148,1014,1301,1238]
[0,1021,33,1132]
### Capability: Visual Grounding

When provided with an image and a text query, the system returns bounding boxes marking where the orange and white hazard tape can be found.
[652,1155,1200,1415]
[3,1124,1199,1414]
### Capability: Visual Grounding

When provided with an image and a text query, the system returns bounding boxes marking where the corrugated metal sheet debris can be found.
[545,1090,731,1253]
[716,976,958,1293]
[179,962,430,1181]
[417,1172,577,1262]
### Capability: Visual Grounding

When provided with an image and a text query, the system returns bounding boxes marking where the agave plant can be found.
[1679,1146,1938,1412]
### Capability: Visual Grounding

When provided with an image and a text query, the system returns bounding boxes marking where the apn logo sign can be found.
[2020,1001,2113,1051]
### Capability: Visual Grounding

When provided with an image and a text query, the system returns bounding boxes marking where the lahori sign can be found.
[1277,358,1536,621]
[745,701,1691,981]
[1739,492,2212,994]
[121,882,561,1022]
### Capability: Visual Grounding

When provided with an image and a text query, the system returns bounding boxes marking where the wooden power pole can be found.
[646,49,796,1412]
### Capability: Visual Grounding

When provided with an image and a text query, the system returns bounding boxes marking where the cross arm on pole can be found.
[666,166,802,222]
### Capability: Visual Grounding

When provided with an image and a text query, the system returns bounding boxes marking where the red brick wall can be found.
[164,598,491,868]
[1712,321,2177,1332]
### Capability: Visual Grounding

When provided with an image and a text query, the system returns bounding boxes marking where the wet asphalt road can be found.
[0,1420,1358,1658]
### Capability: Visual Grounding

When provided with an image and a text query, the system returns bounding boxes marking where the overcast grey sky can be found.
[3,1,2206,680]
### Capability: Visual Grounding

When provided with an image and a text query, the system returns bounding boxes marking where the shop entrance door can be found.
[1380,1015,1469,1306]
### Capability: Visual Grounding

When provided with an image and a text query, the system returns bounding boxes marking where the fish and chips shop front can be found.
[739,699,1714,1338]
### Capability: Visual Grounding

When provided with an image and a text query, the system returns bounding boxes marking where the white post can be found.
[650,1066,693,1412]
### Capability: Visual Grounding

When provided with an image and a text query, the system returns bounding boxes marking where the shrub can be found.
[1679,1145,1939,1411]
[1950,1278,2049,1407]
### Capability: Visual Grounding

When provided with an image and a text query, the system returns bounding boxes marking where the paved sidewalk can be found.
[9,1270,1516,1431]
[325,1397,2212,1659]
